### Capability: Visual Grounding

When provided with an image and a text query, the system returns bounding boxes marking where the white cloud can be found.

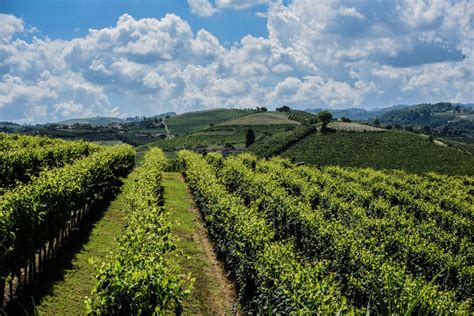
[188,0,218,17]
[337,6,365,20]
[216,0,267,10]
[0,14,24,43]
[0,1,472,123]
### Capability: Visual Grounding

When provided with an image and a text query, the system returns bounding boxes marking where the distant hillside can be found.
[149,112,177,120]
[0,121,23,132]
[328,121,385,132]
[247,125,317,157]
[165,108,253,135]
[57,116,124,126]
[221,112,299,126]
[305,105,409,121]
[377,102,474,136]
[145,124,292,152]
[282,130,474,176]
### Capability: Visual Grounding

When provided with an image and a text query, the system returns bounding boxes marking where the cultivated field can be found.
[329,121,385,132]
[2,132,473,315]
[221,112,299,125]
[283,130,474,175]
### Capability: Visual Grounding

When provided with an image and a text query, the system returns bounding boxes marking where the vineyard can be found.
[0,133,135,309]
[86,148,190,314]
[1,132,473,314]
[179,151,473,314]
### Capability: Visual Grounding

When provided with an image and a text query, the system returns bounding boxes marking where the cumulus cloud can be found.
[188,0,218,17]
[0,14,24,43]
[0,0,472,123]
[216,0,267,10]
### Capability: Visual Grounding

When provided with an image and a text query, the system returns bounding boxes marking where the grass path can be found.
[33,179,131,315]
[163,172,238,315]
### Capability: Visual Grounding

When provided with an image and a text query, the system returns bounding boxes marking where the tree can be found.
[276,105,291,112]
[373,118,381,126]
[246,128,255,147]
[317,111,333,130]
[341,116,351,122]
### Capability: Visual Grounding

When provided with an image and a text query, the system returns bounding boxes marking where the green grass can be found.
[165,108,252,135]
[163,172,237,315]
[282,130,474,175]
[33,179,131,315]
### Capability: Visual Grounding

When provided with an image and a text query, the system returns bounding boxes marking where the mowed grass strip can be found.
[163,172,238,315]
[33,179,132,316]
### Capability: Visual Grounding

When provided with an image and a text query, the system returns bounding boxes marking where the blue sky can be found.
[0,0,472,123]
[2,0,268,43]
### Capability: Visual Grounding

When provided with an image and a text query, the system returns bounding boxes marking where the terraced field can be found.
[329,121,385,132]
[166,109,252,134]
[221,112,299,125]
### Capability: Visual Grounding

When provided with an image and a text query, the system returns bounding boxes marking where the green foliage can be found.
[0,144,135,291]
[86,148,191,315]
[247,124,317,158]
[179,150,356,314]
[317,111,333,129]
[245,128,255,147]
[282,131,474,175]
[215,154,472,313]
[378,102,474,138]
[0,133,100,188]
[276,105,291,112]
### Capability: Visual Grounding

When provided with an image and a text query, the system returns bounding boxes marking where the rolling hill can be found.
[281,130,474,176]
[221,112,299,126]
[144,125,293,152]
[377,102,474,140]
[164,108,253,135]
[57,116,124,126]
[306,105,409,121]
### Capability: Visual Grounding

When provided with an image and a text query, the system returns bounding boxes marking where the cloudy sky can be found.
[0,0,472,123]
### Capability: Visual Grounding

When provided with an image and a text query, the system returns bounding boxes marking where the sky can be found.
[0,0,472,123]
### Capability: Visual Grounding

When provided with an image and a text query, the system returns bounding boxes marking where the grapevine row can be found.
[0,145,135,304]
[86,148,190,315]
[0,133,64,151]
[259,159,472,299]
[215,154,471,313]
[1,133,100,188]
[179,150,358,314]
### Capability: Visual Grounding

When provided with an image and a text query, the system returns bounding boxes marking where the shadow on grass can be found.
[4,182,123,316]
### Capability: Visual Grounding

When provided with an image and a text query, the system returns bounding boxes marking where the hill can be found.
[377,102,474,138]
[328,121,385,132]
[145,124,294,153]
[221,112,299,126]
[165,108,253,135]
[281,130,474,175]
[149,111,177,120]
[305,105,409,121]
[57,116,124,126]
[247,125,317,157]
